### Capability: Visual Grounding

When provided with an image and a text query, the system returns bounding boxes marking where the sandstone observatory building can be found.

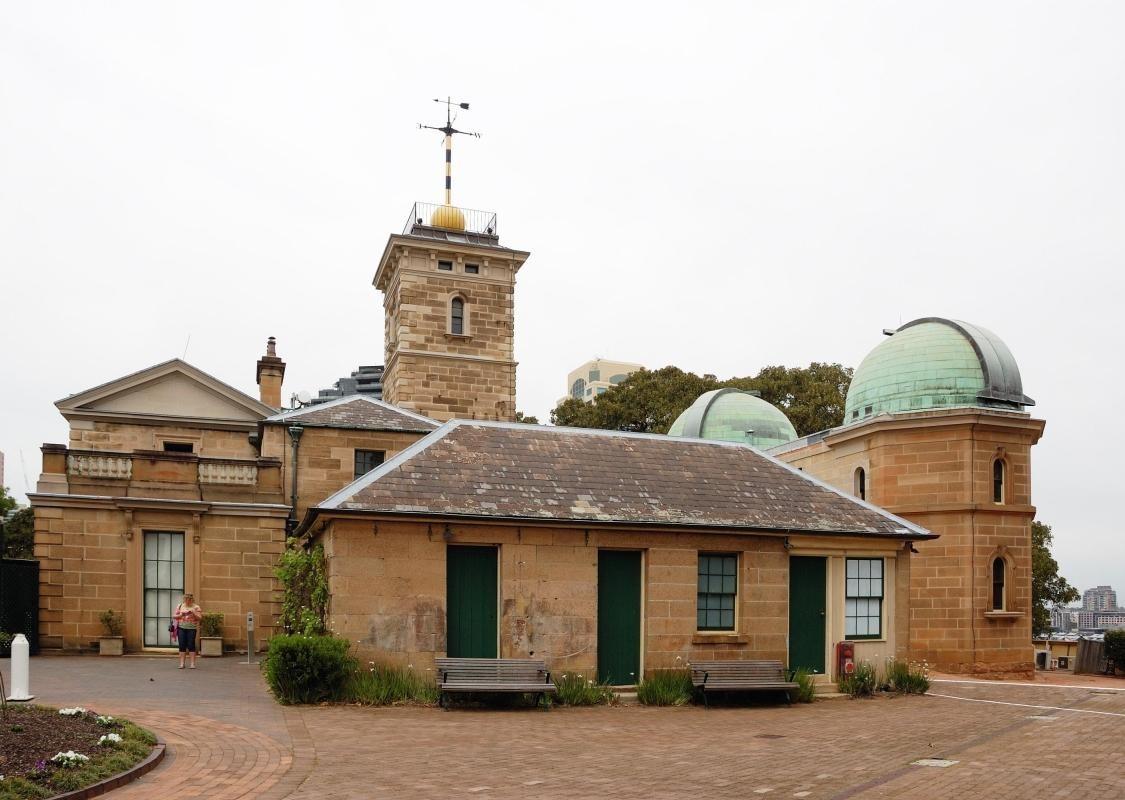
[30,186,1043,680]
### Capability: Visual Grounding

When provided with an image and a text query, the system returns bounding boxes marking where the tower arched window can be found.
[450,297,465,335]
[992,459,1005,504]
[992,557,1006,610]
[854,467,866,501]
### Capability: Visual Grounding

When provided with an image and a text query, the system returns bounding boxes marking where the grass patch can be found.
[636,669,693,706]
[883,659,930,694]
[838,661,878,698]
[346,662,440,706]
[0,705,156,800]
[792,668,817,703]
[552,672,616,706]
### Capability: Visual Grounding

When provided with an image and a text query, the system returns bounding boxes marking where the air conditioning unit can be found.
[1058,656,1070,670]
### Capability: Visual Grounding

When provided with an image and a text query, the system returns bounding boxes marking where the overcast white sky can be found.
[2,3,1122,597]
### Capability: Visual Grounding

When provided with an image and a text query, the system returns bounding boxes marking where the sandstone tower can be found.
[373,204,529,422]
[376,101,530,422]
[776,318,1044,677]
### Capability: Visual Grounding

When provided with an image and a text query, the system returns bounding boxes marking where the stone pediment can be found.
[57,359,273,424]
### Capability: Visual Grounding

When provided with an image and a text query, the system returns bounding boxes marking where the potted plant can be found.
[98,610,124,656]
[199,612,224,657]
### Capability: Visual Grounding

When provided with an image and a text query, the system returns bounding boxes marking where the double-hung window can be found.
[845,558,883,639]
[697,554,737,631]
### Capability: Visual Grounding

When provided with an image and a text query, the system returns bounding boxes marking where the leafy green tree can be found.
[514,411,540,424]
[552,366,722,433]
[1,507,34,559]
[550,363,852,437]
[1031,521,1079,635]
[0,486,16,518]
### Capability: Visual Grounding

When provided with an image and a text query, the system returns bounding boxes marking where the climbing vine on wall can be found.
[275,539,329,636]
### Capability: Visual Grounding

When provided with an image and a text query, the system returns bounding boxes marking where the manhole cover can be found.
[755,734,785,739]
[911,759,958,768]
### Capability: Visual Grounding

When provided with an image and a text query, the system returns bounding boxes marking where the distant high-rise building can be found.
[564,358,643,404]
[1082,585,1117,611]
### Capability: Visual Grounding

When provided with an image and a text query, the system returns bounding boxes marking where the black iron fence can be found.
[0,558,40,655]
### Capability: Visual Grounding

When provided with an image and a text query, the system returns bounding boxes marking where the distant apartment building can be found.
[1050,605,1078,631]
[1076,610,1125,631]
[1082,585,1117,611]
[565,358,643,404]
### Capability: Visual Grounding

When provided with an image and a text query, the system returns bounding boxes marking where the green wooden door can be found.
[788,556,827,674]
[446,545,498,658]
[597,550,642,685]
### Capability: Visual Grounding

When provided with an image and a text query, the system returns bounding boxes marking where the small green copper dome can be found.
[844,318,1034,424]
[668,389,798,449]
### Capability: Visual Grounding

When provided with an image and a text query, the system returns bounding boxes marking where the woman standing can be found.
[173,592,202,669]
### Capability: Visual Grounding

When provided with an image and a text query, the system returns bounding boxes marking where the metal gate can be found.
[0,558,40,655]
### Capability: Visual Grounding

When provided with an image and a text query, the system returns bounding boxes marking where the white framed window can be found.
[845,558,883,640]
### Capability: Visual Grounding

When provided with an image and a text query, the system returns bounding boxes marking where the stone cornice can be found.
[61,408,260,432]
[374,234,530,291]
[385,348,518,369]
[28,492,291,517]
[881,502,1037,517]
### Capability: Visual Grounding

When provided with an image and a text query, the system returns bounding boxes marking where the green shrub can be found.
[838,660,877,697]
[98,610,124,637]
[884,659,930,694]
[200,612,224,638]
[345,662,440,706]
[263,635,355,704]
[1105,630,1125,674]
[552,672,616,706]
[0,630,12,657]
[636,669,693,706]
[792,668,817,703]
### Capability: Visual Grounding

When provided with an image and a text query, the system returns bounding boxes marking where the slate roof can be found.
[311,421,933,538]
[264,396,439,433]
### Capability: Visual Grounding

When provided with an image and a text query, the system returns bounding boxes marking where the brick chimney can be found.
[256,337,286,408]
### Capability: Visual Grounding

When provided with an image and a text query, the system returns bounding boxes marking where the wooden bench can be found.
[435,658,557,709]
[690,659,799,707]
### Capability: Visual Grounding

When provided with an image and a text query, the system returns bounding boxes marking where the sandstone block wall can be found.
[34,501,285,652]
[318,519,906,678]
[67,420,256,459]
[260,426,427,518]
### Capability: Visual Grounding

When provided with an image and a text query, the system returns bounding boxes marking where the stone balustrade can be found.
[66,453,132,480]
[198,461,258,485]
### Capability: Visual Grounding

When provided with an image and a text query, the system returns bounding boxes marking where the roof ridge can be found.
[266,394,439,426]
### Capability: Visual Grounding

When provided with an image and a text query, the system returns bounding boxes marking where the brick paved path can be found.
[1,655,313,799]
[4,656,1122,799]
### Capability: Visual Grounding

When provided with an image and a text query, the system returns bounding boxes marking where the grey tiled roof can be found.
[265,396,438,433]
[315,421,933,538]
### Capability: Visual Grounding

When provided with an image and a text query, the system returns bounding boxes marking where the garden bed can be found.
[0,705,157,799]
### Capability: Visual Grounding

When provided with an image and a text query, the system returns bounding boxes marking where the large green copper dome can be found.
[844,318,1034,424]
[668,389,798,449]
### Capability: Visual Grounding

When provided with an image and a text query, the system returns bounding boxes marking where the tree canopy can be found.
[1031,520,1079,635]
[550,363,853,437]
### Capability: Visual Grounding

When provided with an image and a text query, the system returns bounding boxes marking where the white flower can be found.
[95,715,115,726]
[51,751,90,767]
[98,733,123,746]
[58,707,87,716]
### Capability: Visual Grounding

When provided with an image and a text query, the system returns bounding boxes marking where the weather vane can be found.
[419,98,480,207]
